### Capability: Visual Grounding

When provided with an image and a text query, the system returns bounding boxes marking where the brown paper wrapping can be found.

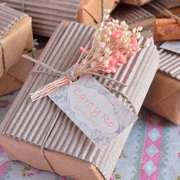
[0,49,43,96]
[0,22,159,180]
[154,18,180,41]
[0,16,33,77]
[0,135,104,180]
[2,0,120,37]
[78,0,120,25]
[144,72,180,125]
[121,0,152,6]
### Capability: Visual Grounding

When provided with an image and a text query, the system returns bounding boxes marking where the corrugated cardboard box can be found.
[143,0,180,18]
[0,22,159,180]
[2,0,120,37]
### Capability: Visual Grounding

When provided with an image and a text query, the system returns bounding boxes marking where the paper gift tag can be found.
[49,75,138,150]
[160,41,180,54]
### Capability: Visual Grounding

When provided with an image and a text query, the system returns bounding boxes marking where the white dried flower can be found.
[82,59,87,64]
[103,60,109,65]
[98,57,104,62]
[120,21,126,27]
[137,26,143,31]
[136,33,141,39]
[107,9,111,14]
[99,42,106,48]
[91,61,97,67]
[144,43,150,47]
[132,28,136,34]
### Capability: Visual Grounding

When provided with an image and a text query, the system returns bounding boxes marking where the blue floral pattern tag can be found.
[49,75,138,150]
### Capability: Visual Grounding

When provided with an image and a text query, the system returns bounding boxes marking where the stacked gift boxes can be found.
[0,0,180,180]
[1,0,120,37]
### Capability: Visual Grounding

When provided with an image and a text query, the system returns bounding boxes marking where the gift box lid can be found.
[0,5,27,38]
[0,22,159,180]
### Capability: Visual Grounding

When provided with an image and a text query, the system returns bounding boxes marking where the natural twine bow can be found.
[23,55,136,113]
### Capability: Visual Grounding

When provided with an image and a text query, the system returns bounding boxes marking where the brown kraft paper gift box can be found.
[0,22,159,180]
[0,49,43,96]
[154,18,180,41]
[0,5,33,78]
[1,0,120,37]
[144,48,180,125]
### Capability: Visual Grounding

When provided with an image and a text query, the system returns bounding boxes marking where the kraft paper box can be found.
[144,48,180,125]
[111,4,155,30]
[0,49,43,96]
[0,22,159,180]
[154,19,180,41]
[121,0,152,6]
[0,5,33,78]
[2,0,120,37]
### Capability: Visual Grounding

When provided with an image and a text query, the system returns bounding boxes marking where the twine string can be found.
[23,55,136,113]
[0,40,6,75]
[163,9,180,22]
[22,0,25,12]
[101,0,104,22]
[23,55,128,87]
[40,112,60,173]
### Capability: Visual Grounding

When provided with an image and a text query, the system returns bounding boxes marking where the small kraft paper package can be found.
[2,0,120,37]
[144,42,180,125]
[153,18,180,42]
[0,49,43,96]
[0,5,33,79]
[0,18,159,180]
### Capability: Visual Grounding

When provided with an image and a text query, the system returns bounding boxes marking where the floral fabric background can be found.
[0,91,180,180]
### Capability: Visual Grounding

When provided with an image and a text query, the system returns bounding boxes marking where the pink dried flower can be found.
[30,9,148,101]
[118,54,127,64]
[110,173,116,180]
[130,51,136,57]
[131,37,137,45]
[80,47,87,54]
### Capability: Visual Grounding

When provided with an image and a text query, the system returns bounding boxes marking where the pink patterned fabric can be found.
[140,113,163,180]
[0,91,180,180]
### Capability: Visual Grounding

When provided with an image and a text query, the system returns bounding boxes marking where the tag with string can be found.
[49,75,138,150]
